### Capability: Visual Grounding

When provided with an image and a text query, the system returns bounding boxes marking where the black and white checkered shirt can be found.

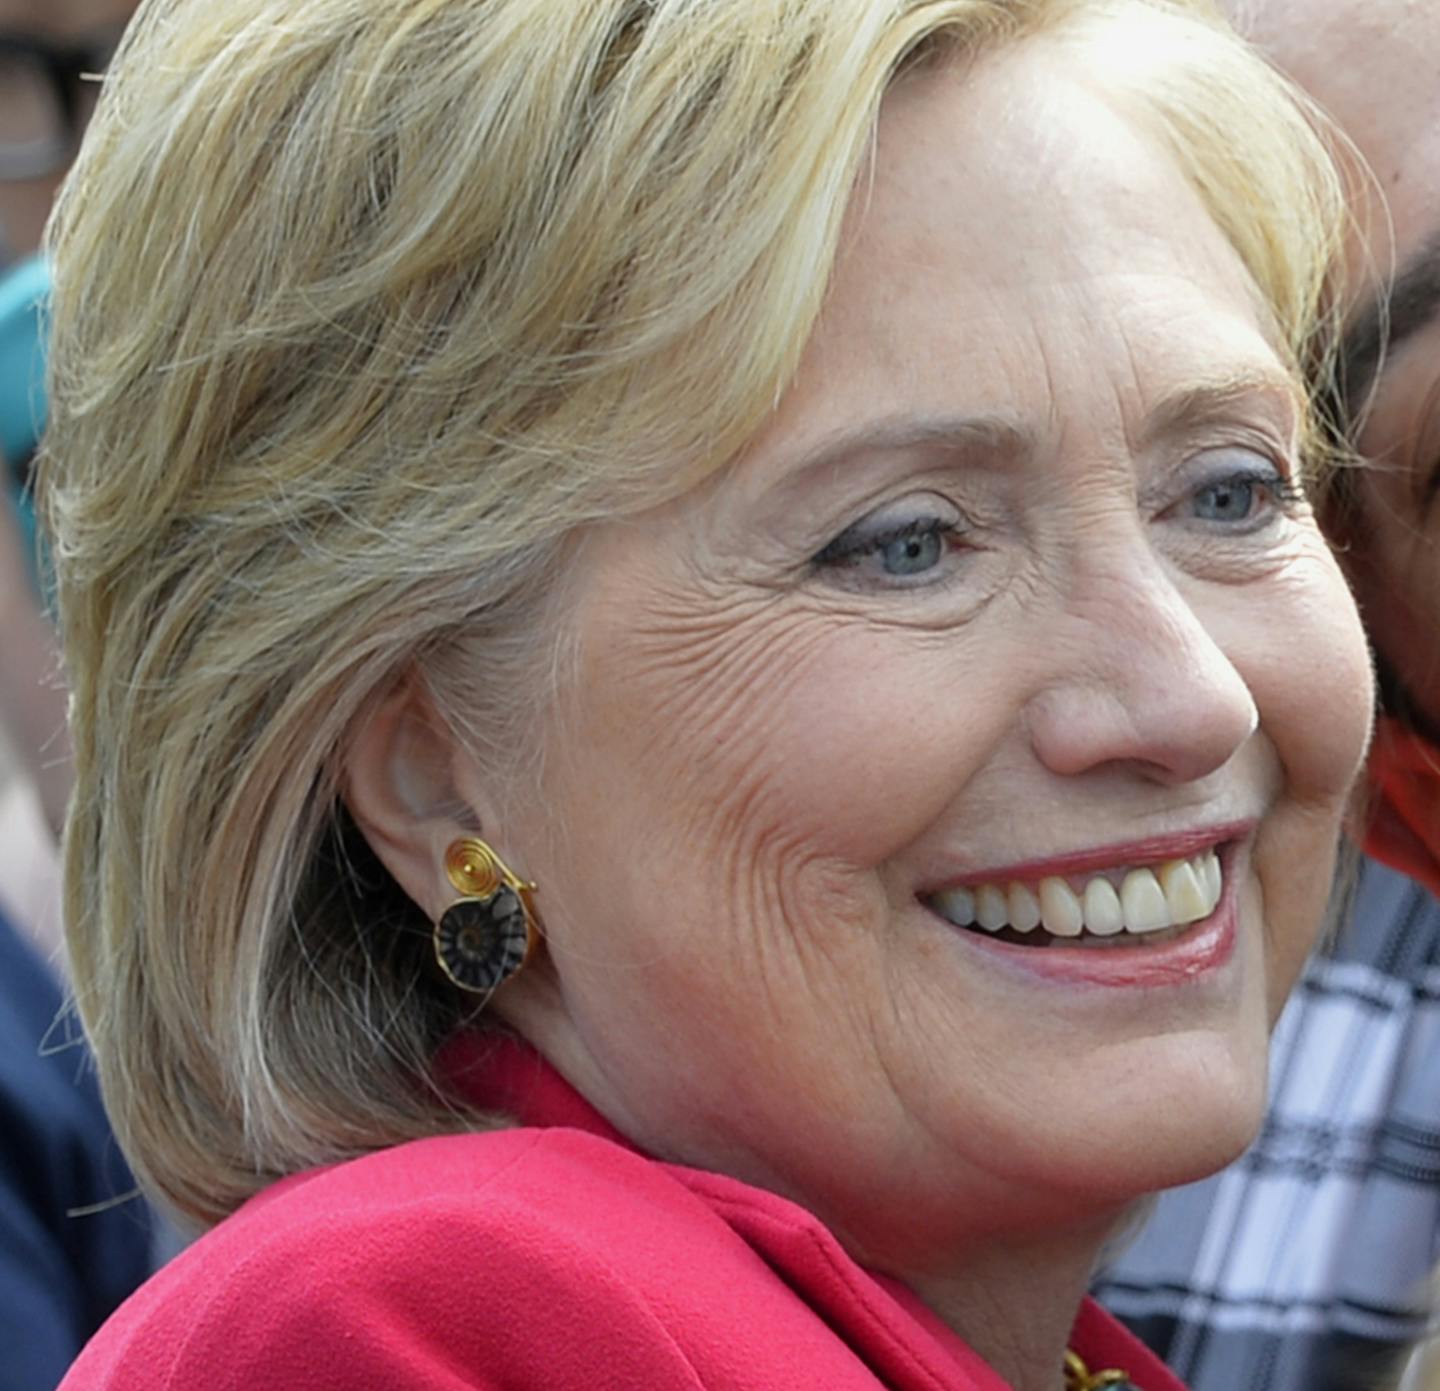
[1094,856,1440,1391]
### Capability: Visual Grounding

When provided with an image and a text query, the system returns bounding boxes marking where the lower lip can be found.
[925,852,1240,988]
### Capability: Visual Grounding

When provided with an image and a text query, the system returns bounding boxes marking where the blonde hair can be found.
[42,0,1346,1226]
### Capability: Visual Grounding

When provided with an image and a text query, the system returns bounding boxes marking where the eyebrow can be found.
[774,369,1296,485]
[1339,227,1440,423]
[776,412,1036,488]
[1142,370,1301,443]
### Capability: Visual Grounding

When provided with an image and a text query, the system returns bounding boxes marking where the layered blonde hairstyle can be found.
[43,0,1346,1226]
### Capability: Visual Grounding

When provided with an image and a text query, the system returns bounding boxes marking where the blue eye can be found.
[1183,455,1303,531]
[879,525,945,575]
[814,511,961,587]
[1192,477,1258,523]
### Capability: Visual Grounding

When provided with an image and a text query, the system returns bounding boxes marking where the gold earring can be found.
[433,838,540,995]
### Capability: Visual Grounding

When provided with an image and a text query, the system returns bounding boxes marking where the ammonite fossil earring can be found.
[433,837,540,995]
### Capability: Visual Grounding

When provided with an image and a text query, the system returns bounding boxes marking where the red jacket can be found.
[60,1036,1189,1390]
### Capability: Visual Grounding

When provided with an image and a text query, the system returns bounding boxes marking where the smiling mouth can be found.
[922,847,1224,949]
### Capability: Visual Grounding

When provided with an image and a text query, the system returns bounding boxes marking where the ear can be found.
[342,673,505,921]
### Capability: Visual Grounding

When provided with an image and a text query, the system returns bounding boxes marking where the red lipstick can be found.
[923,820,1255,892]
[922,831,1250,989]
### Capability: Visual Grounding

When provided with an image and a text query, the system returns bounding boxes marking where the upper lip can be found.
[919,819,1255,892]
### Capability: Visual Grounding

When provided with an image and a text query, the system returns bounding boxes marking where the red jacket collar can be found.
[439,1030,1187,1391]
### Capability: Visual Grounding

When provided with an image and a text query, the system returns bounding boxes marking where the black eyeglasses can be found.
[0,29,122,181]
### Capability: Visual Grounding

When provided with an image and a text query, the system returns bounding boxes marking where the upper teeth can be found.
[931,850,1222,938]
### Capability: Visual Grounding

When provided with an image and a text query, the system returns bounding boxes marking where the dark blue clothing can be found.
[0,914,151,1390]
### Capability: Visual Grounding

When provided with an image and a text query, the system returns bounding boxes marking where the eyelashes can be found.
[1177,454,1306,532]
[1187,473,1289,525]
[813,502,968,588]
[807,449,1303,596]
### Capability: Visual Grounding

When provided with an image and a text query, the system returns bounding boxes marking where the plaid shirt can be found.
[1094,855,1440,1391]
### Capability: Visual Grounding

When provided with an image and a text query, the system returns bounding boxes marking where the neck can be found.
[901,1213,1124,1391]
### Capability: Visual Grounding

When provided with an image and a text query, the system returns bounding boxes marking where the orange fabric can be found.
[1364,717,1440,901]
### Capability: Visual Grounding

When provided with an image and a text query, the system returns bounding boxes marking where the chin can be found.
[1090,1037,1270,1202]
[976,1025,1273,1233]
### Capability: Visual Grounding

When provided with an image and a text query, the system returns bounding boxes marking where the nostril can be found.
[1025,654,1257,787]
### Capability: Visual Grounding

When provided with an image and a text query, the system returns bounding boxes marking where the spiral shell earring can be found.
[433,838,540,995]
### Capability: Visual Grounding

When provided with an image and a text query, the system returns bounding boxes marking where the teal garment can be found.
[0,256,50,589]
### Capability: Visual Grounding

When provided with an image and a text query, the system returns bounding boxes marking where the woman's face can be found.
[498,46,1373,1271]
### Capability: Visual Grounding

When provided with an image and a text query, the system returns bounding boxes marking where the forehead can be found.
[753,41,1283,458]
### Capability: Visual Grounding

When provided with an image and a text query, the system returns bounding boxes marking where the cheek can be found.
[538,597,1019,1063]
[721,627,1012,868]
[1230,549,1373,1008]
[579,594,1012,875]
[1243,550,1373,807]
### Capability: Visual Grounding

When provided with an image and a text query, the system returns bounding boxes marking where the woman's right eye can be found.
[812,501,967,588]
[876,523,946,576]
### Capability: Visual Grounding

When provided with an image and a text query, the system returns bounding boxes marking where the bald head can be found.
[1226,0,1440,259]
[1225,0,1440,736]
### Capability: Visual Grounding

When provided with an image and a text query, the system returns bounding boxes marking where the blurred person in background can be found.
[0,0,129,639]
[0,0,133,262]
[0,4,155,1389]
[0,0,138,948]
[0,0,128,940]
[1093,3,1440,1390]
[0,905,152,1391]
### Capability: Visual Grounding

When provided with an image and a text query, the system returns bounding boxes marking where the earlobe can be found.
[341,674,485,921]
[343,675,548,1007]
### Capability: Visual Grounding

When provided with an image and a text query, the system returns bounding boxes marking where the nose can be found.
[1024,554,1258,787]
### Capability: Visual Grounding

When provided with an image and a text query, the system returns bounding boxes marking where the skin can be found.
[350,42,1374,1391]
[0,0,136,258]
[0,490,67,831]
[1226,0,1440,737]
